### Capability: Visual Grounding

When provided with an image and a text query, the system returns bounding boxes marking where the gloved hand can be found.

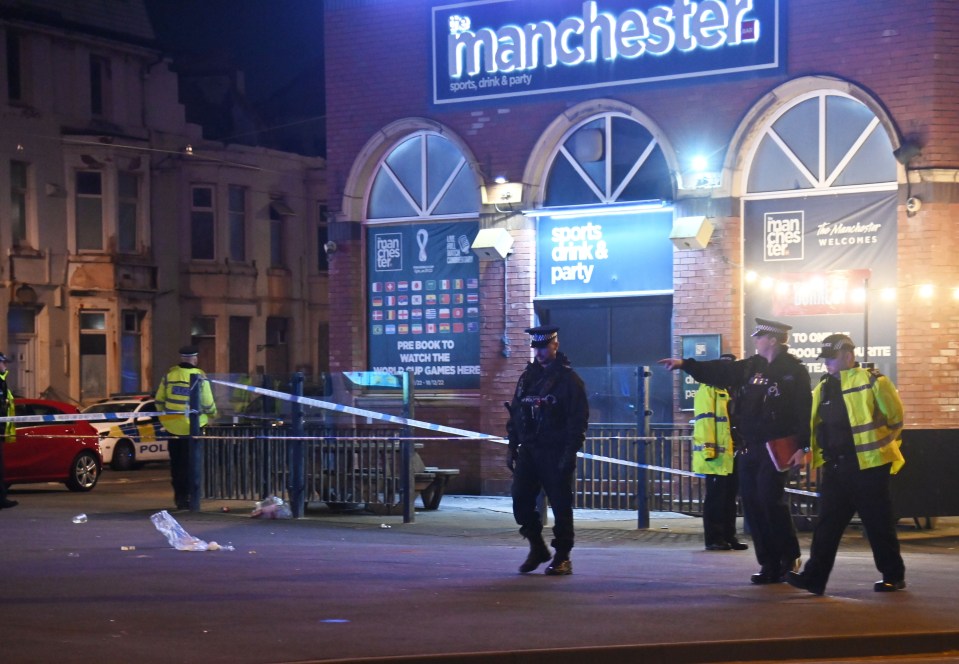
[507,447,518,472]
[558,452,578,475]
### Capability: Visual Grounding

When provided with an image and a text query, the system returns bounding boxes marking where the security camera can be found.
[323,240,338,254]
[906,197,922,214]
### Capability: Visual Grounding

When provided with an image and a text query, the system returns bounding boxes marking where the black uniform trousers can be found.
[738,445,800,572]
[703,457,740,546]
[0,439,9,502]
[803,458,904,586]
[168,437,191,508]
[511,445,575,554]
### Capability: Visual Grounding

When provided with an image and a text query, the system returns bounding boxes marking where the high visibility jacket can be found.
[155,364,217,436]
[810,367,905,474]
[692,384,734,475]
[0,370,13,443]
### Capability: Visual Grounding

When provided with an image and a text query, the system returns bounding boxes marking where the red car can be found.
[4,398,102,492]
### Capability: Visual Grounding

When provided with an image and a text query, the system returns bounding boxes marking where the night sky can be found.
[144,0,324,106]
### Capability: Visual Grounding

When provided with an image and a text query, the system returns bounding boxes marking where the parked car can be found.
[5,398,102,491]
[81,395,169,471]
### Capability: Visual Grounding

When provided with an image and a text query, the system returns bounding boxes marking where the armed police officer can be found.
[660,318,810,585]
[506,325,589,576]
[787,334,906,595]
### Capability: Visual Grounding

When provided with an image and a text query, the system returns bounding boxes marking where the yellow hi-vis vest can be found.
[810,367,905,474]
[155,365,217,436]
[1,370,13,443]
[692,384,734,475]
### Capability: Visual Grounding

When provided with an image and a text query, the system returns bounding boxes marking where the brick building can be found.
[0,0,328,403]
[324,0,959,495]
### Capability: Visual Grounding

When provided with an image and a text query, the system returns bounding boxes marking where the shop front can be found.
[326,0,959,494]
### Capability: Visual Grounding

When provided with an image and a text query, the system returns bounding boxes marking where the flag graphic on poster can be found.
[367,221,481,389]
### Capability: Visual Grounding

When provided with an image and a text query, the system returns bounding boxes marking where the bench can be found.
[414,467,460,510]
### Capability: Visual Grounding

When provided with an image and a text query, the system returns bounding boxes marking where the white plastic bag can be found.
[151,510,234,551]
[251,495,293,519]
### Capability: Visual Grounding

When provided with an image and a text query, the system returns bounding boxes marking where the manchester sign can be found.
[432,0,781,104]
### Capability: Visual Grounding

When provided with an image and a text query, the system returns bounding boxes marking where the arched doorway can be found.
[530,108,676,423]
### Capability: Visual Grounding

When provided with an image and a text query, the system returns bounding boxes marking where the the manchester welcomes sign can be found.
[432,0,781,104]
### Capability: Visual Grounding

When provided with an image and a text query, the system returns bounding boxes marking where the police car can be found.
[81,395,169,471]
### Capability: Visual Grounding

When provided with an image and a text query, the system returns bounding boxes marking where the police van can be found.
[81,395,169,471]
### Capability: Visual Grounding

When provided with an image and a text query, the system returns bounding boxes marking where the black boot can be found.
[545,552,572,576]
[518,538,552,574]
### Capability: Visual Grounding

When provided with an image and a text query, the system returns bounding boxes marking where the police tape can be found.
[0,411,173,424]
[208,378,506,441]
[208,378,820,498]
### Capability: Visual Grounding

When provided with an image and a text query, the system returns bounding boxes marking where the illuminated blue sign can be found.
[535,209,674,298]
[432,0,781,104]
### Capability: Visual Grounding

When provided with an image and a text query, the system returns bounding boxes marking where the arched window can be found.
[543,113,672,207]
[746,91,896,194]
[367,132,479,222]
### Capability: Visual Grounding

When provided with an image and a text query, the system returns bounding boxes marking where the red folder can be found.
[766,435,801,472]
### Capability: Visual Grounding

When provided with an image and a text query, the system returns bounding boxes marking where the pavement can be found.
[3,469,959,664]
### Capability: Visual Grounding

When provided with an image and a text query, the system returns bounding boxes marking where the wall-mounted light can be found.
[669,216,714,250]
[471,227,513,260]
[323,240,338,255]
[481,178,523,213]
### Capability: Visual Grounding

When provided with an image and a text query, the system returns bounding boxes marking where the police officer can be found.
[506,325,589,575]
[693,353,748,551]
[787,334,906,595]
[0,353,17,509]
[155,346,217,510]
[660,318,810,584]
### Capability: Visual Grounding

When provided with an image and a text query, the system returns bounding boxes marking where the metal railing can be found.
[576,423,821,521]
[202,425,405,508]
[201,422,821,520]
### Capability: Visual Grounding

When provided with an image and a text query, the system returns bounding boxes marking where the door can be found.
[9,337,35,398]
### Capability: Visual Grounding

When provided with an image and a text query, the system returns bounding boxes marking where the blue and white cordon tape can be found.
[209,378,820,498]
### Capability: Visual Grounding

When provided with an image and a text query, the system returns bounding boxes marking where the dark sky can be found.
[144,0,324,104]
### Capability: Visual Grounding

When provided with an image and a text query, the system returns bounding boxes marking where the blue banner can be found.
[743,192,898,380]
[367,221,481,389]
[536,209,674,298]
[433,0,782,104]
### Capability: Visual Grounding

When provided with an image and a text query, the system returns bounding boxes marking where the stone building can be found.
[0,0,328,402]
